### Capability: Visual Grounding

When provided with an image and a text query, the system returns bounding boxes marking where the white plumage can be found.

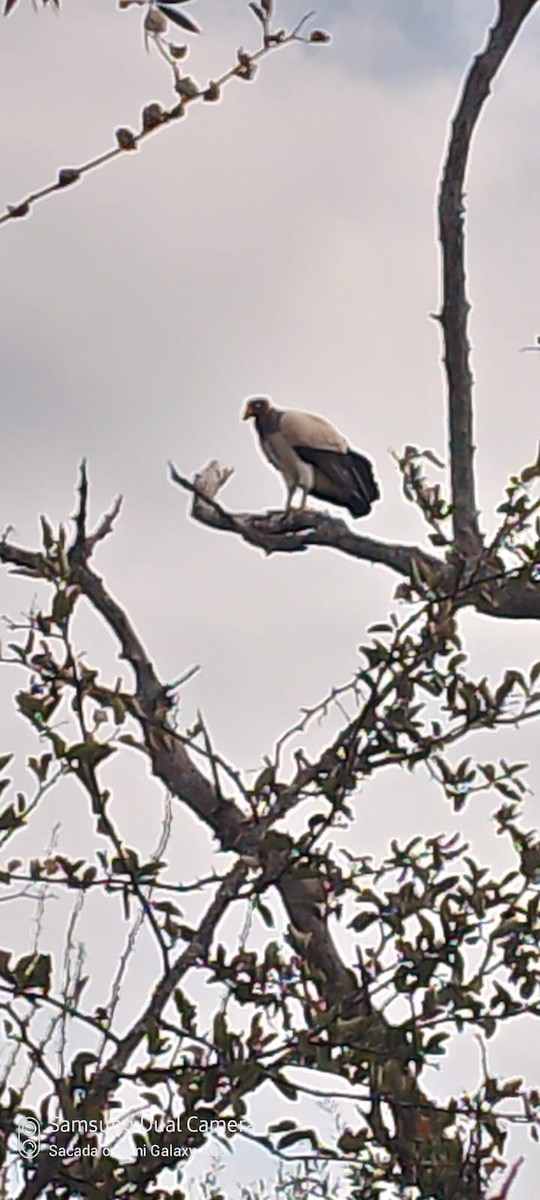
[243,397,380,518]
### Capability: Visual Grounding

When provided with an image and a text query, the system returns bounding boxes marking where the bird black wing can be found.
[293,445,379,517]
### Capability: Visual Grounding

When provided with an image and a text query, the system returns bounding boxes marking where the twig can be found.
[0,8,325,228]
[72,459,88,554]
[489,1156,525,1200]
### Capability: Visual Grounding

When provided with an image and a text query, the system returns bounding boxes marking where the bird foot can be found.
[251,509,284,527]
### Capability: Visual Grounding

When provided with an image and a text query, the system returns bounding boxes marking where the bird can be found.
[242,397,380,519]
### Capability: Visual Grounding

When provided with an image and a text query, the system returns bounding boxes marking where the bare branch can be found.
[90,861,247,1101]
[171,459,450,581]
[72,458,88,552]
[84,494,123,557]
[13,863,248,1200]
[172,459,540,618]
[438,0,538,557]
[489,1156,525,1200]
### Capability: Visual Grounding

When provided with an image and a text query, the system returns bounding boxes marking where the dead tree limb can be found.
[437,0,538,557]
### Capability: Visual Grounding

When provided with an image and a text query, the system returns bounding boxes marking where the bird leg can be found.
[284,484,297,517]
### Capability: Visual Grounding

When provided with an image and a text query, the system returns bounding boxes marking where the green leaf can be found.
[52,589,74,626]
[0,950,13,980]
[0,754,13,773]
[421,448,445,469]
[40,515,54,550]
[70,1051,97,1087]
[157,4,200,33]
[253,764,275,792]
[271,1075,298,1102]
[111,696,126,725]
[67,740,115,768]
[254,899,274,928]
[13,952,51,992]
[0,804,22,831]
[277,1127,319,1151]
[350,911,377,933]
[424,1032,449,1056]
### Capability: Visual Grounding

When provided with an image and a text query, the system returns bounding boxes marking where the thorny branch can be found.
[437,0,537,558]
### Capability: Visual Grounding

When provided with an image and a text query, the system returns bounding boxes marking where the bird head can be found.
[242,397,272,421]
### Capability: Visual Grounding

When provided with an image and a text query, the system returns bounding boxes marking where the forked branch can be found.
[171,460,540,619]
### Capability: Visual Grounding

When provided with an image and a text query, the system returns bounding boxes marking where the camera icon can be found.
[16,1115,41,1160]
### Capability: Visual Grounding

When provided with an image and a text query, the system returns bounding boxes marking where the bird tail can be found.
[296,445,380,518]
[347,450,380,517]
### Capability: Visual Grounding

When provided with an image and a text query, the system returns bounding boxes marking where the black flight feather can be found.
[292,445,380,518]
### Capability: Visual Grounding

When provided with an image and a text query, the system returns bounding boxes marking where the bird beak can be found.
[242,402,254,421]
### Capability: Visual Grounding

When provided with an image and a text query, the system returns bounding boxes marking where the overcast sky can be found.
[0,1,539,1194]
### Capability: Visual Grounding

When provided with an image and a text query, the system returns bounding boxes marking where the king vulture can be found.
[242,397,380,519]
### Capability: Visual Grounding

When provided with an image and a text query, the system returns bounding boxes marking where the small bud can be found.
[203,81,221,103]
[236,47,257,80]
[144,6,167,35]
[7,201,30,218]
[169,102,186,120]
[57,168,81,188]
[115,127,138,150]
[141,102,165,131]
[309,29,331,43]
[237,61,257,81]
[175,76,199,100]
[169,42,188,59]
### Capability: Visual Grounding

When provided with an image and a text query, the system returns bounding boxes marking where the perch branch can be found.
[171,460,540,618]
[170,460,450,581]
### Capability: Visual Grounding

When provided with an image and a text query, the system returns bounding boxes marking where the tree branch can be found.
[171,460,540,618]
[437,0,538,557]
[14,863,248,1200]
[4,477,531,1193]
[0,6,327,228]
[170,460,450,582]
